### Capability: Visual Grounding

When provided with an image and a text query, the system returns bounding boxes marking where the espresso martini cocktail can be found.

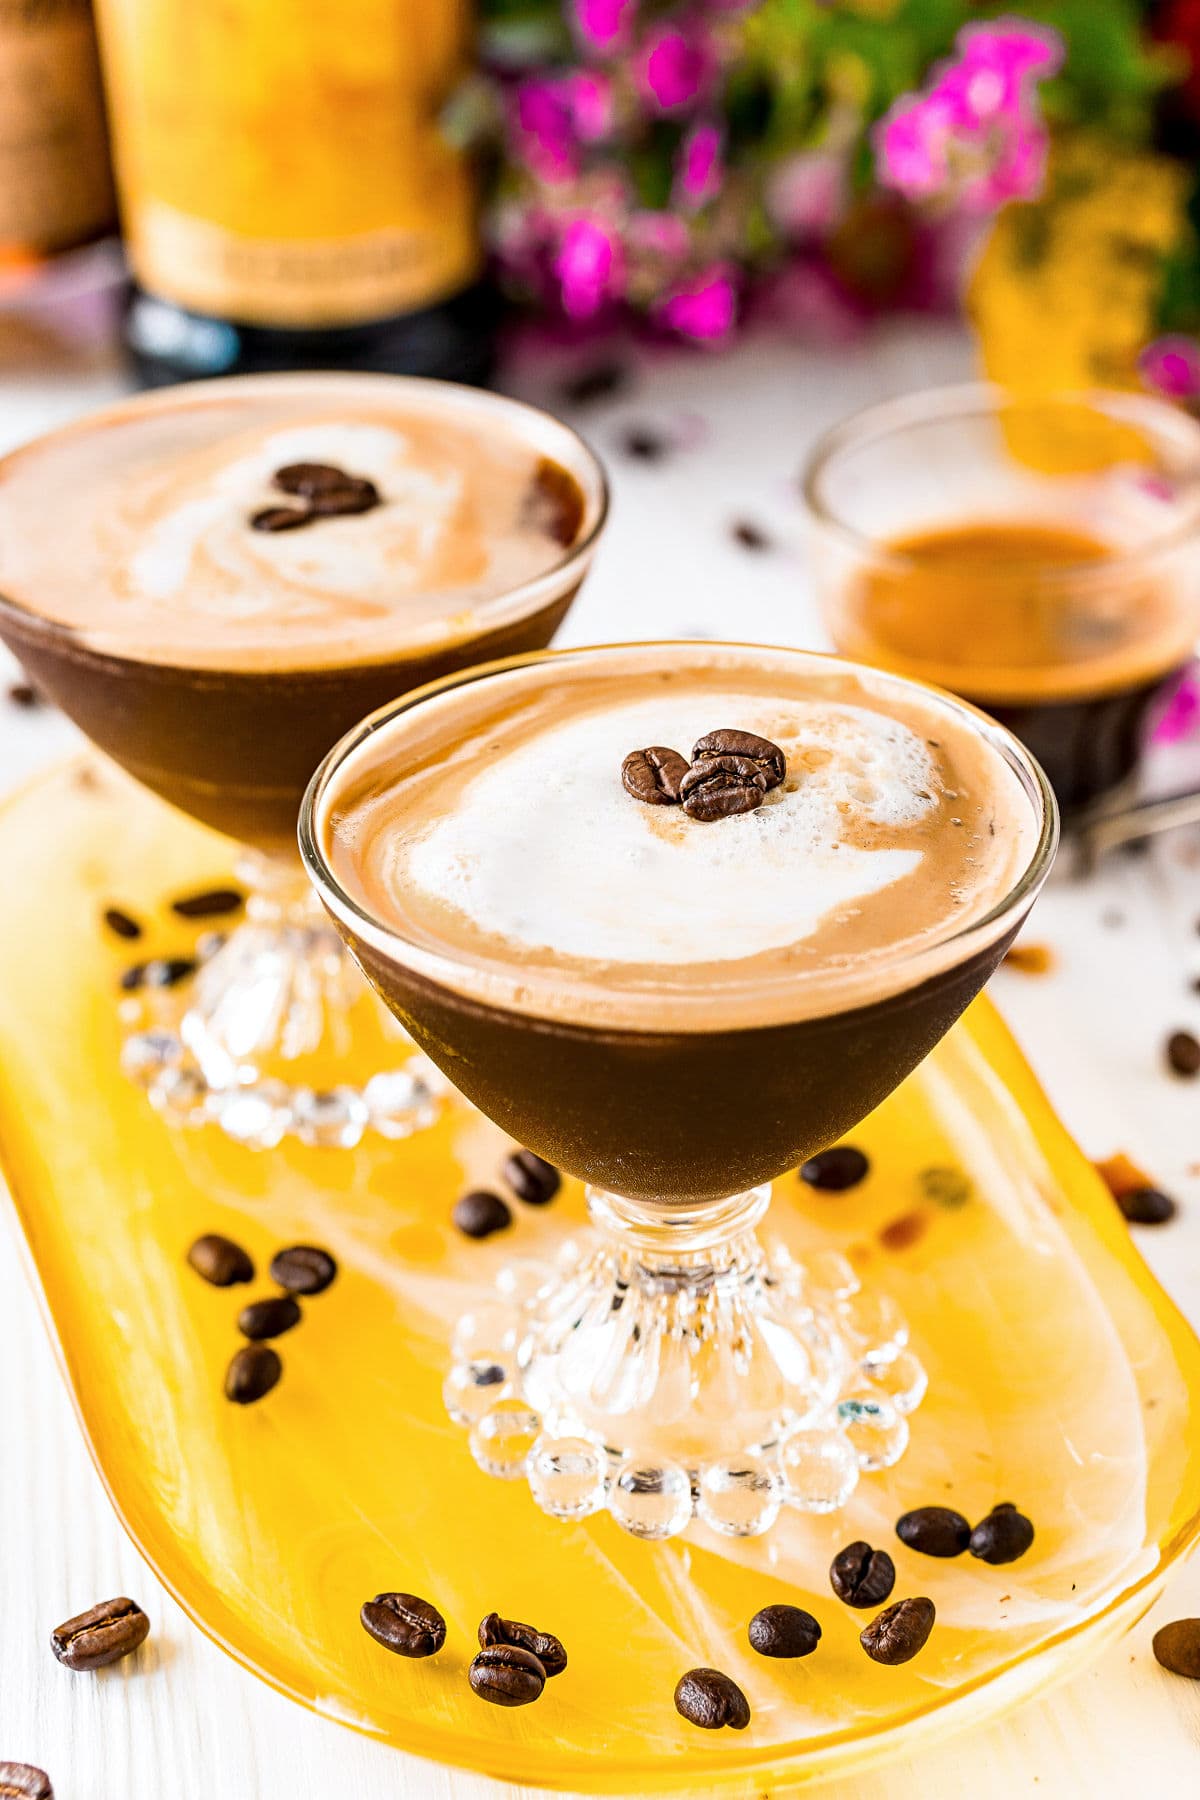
[0,375,607,1146]
[304,643,1057,1537]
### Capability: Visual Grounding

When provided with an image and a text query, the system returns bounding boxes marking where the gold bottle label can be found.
[0,0,115,254]
[94,0,481,327]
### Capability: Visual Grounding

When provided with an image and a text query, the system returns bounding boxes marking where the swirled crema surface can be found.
[0,375,599,671]
[318,647,1043,1029]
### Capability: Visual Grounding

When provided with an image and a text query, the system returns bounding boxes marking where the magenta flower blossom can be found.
[554,216,624,318]
[513,81,578,184]
[565,70,613,142]
[1152,666,1200,745]
[656,264,736,340]
[628,209,691,263]
[766,150,845,240]
[674,123,723,208]
[875,17,1063,214]
[1140,335,1200,401]
[639,23,716,114]
[571,0,635,51]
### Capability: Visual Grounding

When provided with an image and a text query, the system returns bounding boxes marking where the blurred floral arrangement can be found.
[478,0,1200,392]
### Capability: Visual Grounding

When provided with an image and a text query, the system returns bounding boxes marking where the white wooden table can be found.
[2,317,1199,1798]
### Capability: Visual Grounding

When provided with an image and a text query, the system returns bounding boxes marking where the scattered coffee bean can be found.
[522,457,585,547]
[143,956,198,989]
[453,1190,512,1240]
[270,1244,337,1295]
[878,1211,929,1252]
[503,1149,561,1207]
[618,425,670,463]
[896,1506,971,1558]
[360,1592,446,1658]
[621,745,689,806]
[730,519,772,552]
[478,1612,567,1676]
[692,729,785,791]
[187,1233,254,1288]
[918,1164,972,1209]
[559,360,629,407]
[747,1603,821,1658]
[1116,1186,1177,1225]
[468,1644,546,1707]
[799,1146,870,1191]
[119,962,146,991]
[1153,1617,1200,1678]
[251,505,312,533]
[238,1295,302,1340]
[274,462,353,497]
[0,1762,53,1799]
[969,1503,1034,1565]
[170,886,244,919]
[680,754,768,822]
[673,1667,750,1731]
[7,681,41,709]
[830,1541,896,1609]
[224,1343,282,1404]
[1166,1030,1200,1077]
[102,906,142,941]
[50,1597,149,1671]
[308,477,381,518]
[860,1596,935,1665]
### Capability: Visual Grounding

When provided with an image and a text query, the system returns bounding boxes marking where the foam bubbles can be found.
[397,694,941,966]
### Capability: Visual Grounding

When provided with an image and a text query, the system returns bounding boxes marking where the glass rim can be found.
[0,370,611,668]
[299,640,1060,1030]
[800,379,1200,585]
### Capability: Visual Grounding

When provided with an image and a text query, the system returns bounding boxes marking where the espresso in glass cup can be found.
[303,642,1056,1536]
[0,374,607,1146]
[803,385,1200,816]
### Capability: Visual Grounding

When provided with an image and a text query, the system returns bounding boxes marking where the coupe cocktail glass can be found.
[301,643,1057,1535]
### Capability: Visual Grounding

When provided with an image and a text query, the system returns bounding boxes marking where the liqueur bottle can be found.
[92,0,495,385]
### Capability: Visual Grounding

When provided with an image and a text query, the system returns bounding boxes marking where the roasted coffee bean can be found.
[968,1503,1034,1565]
[673,1667,750,1731]
[270,1244,337,1295]
[360,1592,446,1658]
[559,360,629,407]
[692,728,786,790]
[830,1541,896,1609]
[250,505,312,533]
[171,886,244,919]
[522,457,585,548]
[102,906,142,941]
[619,425,669,463]
[918,1165,972,1209]
[1116,1185,1177,1225]
[799,1145,870,1191]
[1166,1030,1200,1077]
[7,681,41,709]
[468,1644,546,1707]
[273,462,353,497]
[453,1190,512,1239]
[142,956,197,989]
[747,1603,821,1659]
[478,1611,567,1676]
[731,519,772,552]
[187,1233,254,1288]
[51,1597,149,1671]
[860,1596,935,1666]
[679,754,768,822]
[0,1762,53,1798]
[308,478,381,517]
[1153,1617,1200,1678]
[503,1149,561,1207]
[896,1506,971,1558]
[238,1295,301,1340]
[224,1343,282,1404]
[621,745,689,806]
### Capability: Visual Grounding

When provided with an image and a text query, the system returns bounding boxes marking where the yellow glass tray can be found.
[3,758,1199,1795]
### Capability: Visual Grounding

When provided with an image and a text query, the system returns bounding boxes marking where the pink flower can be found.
[1152,666,1200,744]
[553,216,624,318]
[639,24,716,114]
[628,209,692,262]
[656,264,736,340]
[564,71,613,142]
[571,0,635,51]
[674,123,723,208]
[766,150,845,239]
[512,81,578,184]
[1140,335,1200,400]
[875,16,1063,214]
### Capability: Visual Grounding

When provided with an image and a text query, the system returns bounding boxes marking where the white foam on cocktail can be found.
[397,694,939,966]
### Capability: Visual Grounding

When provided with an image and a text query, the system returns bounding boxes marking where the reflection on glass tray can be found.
[1,757,1197,1794]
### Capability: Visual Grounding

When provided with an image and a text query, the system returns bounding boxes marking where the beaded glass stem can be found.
[445,1184,925,1540]
[119,852,443,1149]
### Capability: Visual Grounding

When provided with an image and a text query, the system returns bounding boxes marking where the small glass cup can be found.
[802,382,1200,817]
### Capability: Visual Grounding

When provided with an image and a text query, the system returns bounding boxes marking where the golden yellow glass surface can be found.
[2,758,1199,1794]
